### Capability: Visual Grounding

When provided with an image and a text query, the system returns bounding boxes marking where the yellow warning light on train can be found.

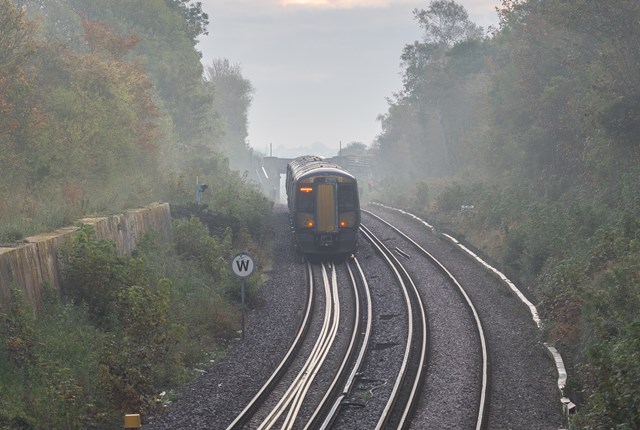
[306,220,314,228]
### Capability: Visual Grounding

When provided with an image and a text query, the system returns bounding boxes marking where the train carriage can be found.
[285,155,360,259]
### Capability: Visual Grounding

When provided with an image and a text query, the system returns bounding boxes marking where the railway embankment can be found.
[0,203,172,313]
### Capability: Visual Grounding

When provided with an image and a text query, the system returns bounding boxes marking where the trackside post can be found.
[230,252,255,339]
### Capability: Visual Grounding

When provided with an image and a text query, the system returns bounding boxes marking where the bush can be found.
[172,217,230,281]
[140,218,243,362]
[30,292,108,428]
[63,225,130,327]
[180,155,274,244]
[435,183,467,212]
[575,254,640,429]
[1,190,267,427]
[99,279,185,414]
[0,285,110,428]
[410,181,430,212]
[0,221,239,428]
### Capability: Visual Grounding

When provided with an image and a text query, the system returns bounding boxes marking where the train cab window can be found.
[297,186,314,211]
[337,183,356,211]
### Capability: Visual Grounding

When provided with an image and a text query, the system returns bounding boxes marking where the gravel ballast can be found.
[365,204,564,429]
[144,205,306,429]
[144,203,564,429]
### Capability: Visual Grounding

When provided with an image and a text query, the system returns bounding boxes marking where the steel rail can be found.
[384,241,429,429]
[360,224,428,430]
[258,263,341,429]
[307,257,374,430]
[225,262,315,430]
[342,258,374,396]
[283,263,341,427]
[363,209,489,430]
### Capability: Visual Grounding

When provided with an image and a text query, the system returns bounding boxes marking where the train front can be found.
[292,168,360,258]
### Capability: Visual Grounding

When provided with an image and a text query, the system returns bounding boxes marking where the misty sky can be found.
[197,0,499,158]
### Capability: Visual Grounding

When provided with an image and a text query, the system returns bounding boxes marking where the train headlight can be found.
[297,213,315,229]
[338,211,356,228]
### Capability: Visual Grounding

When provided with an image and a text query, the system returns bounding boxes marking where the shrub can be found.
[172,216,229,281]
[2,197,265,427]
[136,223,241,358]
[99,282,183,415]
[575,255,640,429]
[410,181,430,212]
[30,292,108,428]
[63,224,130,327]
[0,287,35,373]
[435,183,467,212]
[62,225,191,418]
[433,182,486,213]
[0,285,110,428]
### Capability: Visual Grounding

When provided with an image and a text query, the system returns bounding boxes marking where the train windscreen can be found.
[296,187,314,211]
[337,183,356,211]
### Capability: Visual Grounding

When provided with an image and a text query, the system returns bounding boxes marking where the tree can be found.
[413,0,484,47]
[374,0,488,181]
[205,59,254,169]
[486,0,640,194]
[0,0,35,76]
[0,11,164,211]
[0,1,40,206]
[21,0,214,167]
[340,142,368,157]
[167,0,209,40]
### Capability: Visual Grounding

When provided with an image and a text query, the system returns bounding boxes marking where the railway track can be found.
[227,212,489,429]
[145,205,562,429]
[225,262,315,429]
[226,260,371,429]
[358,224,428,429]
[361,210,489,430]
[306,259,372,430]
[361,205,562,429]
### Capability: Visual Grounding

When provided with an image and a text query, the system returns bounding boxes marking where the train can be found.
[285,155,361,259]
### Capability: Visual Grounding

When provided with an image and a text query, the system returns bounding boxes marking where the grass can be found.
[0,221,251,428]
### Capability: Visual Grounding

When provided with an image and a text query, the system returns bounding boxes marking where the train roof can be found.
[287,155,356,182]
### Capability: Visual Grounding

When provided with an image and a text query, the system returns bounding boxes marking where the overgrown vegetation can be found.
[0,1,274,427]
[1,213,269,428]
[369,1,640,427]
[0,0,260,242]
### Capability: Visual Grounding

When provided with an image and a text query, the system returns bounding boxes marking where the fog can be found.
[197,0,499,156]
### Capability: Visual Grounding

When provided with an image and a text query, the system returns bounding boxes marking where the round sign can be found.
[230,252,255,278]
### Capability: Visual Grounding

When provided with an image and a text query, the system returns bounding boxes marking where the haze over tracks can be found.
[364,205,563,429]
[144,204,562,429]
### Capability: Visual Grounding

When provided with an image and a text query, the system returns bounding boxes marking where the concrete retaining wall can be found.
[0,203,172,314]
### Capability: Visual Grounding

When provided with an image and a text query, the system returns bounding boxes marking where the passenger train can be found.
[285,155,361,259]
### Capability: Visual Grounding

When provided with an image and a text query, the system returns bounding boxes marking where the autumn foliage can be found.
[81,17,141,60]
[0,2,162,226]
[0,1,269,428]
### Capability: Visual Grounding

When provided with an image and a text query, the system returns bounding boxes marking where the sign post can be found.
[230,252,255,339]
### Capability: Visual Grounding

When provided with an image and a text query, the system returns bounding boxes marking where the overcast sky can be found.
[197,0,499,158]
